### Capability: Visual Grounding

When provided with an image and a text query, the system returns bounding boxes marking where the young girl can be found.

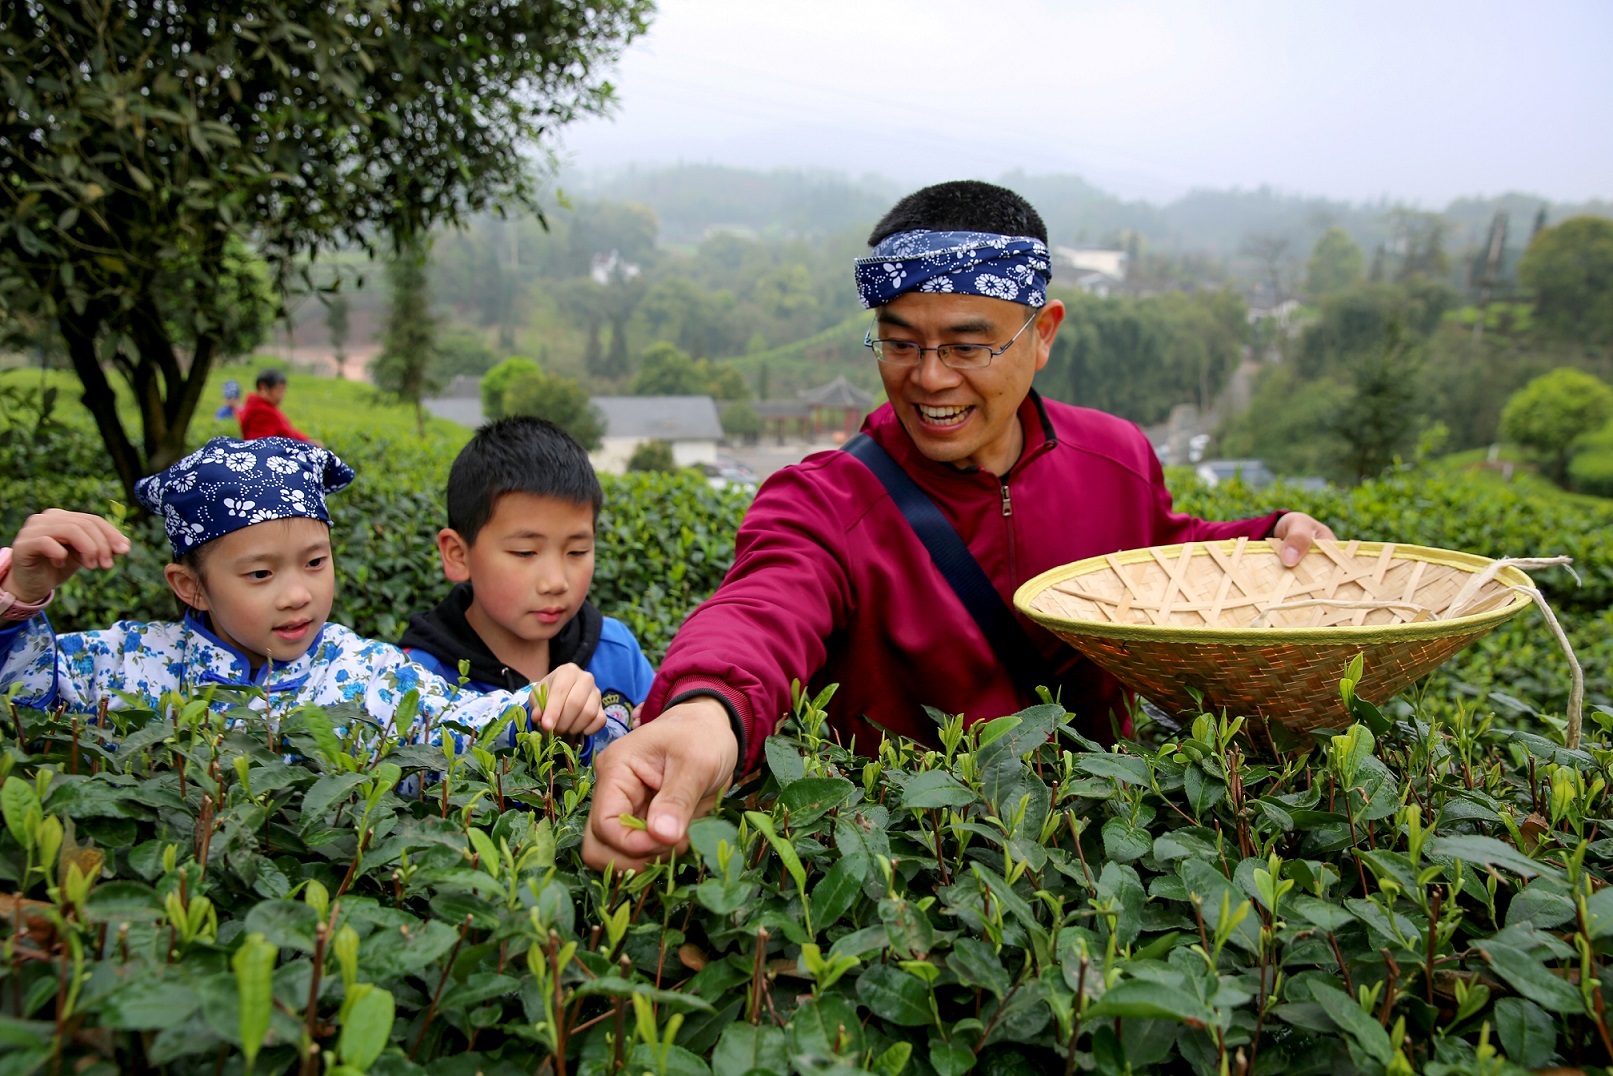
[0,437,604,745]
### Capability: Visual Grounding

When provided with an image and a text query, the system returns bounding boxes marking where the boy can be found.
[401,417,652,762]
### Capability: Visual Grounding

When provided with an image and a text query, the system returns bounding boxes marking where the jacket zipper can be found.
[999,479,1018,584]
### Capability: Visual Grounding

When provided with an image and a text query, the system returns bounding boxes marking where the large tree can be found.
[1519,216,1613,346]
[0,0,650,496]
[1303,226,1365,301]
[1500,367,1613,487]
[371,239,439,436]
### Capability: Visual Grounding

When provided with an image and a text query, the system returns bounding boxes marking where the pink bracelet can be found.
[0,547,53,622]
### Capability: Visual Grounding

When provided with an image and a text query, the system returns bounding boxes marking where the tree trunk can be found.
[60,307,142,501]
[57,292,220,503]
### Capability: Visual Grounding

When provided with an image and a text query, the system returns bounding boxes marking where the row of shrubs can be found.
[2,399,1609,718]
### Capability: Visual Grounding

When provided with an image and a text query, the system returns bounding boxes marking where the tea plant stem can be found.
[299,922,330,1076]
[1327,931,1355,996]
[1066,814,1094,889]
[747,927,770,1025]
[611,993,626,1073]
[410,914,471,1061]
[195,794,216,883]
[971,979,1023,1055]
[1425,887,1442,1006]
[1377,949,1400,1027]
[1591,984,1613,1062]
[929,809,951,885]
[333,826,372,899]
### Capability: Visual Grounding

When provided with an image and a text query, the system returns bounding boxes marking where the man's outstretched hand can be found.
[1272,511,1337,567]
[582,697,739,872]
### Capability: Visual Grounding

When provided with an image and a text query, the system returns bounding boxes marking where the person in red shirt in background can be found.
[237,369,319,444]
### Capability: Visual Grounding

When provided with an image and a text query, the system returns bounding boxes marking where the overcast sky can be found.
[556,0,1612,207]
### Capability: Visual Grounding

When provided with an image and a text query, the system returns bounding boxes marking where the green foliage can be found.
[7,663,1613,1071]
[1500,368,1613,487]
[632,343,752,401]
[431,328,501,382]
[324,293,352,378]
[0,0,651,496]
[633,343,707,395]
[482,357,542,421]
[1217,365,1348,478]
[1043,289,1246,425]
[371,241,441,433]
[1295,280,1456,380]
[1327,331,1426,484]
[721,400,763,440]
[626,440,677,473]
[1304,225,1365,300]
[503,370,606,452]
[1519,216,1613,345]
[1569,421,1613,499]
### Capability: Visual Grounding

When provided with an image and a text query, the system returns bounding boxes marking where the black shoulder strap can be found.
[842,433,1048,697]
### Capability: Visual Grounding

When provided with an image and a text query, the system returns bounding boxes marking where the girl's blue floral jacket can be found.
[0,612,532,746]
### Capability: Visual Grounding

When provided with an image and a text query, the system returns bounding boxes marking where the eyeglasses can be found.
[864,309,1041,369]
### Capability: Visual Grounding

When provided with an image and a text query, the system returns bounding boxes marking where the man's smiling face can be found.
[874,291,1063,475]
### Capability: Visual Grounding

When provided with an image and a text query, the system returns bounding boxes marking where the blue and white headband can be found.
[134,436,356,559]
[854,229,1052,309]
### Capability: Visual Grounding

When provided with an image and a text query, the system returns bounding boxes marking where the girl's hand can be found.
[533,663,604,737]
[5,510,130,603]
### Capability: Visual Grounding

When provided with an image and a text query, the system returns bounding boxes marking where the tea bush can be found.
[1,426,749,663]
[6,679,1613,1073]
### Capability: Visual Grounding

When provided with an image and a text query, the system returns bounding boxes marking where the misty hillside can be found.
[569,163,1613,276]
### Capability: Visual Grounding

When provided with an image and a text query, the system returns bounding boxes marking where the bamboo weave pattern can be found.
[1014,539,1535,736]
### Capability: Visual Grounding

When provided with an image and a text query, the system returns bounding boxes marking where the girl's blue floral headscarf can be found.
[854,229,1052,309]
[134,437,355,559]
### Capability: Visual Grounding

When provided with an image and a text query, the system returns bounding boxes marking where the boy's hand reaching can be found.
[6,510,130,602]
[532,663,604,737]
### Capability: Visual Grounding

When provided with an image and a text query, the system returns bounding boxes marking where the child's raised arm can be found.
[4,510,130,603]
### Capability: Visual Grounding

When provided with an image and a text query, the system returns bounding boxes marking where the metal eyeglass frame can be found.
[864,308,1042,369]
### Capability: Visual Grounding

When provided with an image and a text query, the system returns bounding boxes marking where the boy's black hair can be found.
[447,416,603,543]
[256,368,288,389]
[867,180,1048,246]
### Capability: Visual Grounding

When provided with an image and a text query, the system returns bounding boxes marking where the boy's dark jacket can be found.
[400,583,601,691]
[400,583,654,763]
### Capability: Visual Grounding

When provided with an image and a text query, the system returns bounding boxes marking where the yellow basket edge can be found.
[1011,539,1537,646]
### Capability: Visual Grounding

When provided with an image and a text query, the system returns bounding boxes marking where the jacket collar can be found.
[183,609,318,692]
[865,389,1058,482]
[396,583,602,690]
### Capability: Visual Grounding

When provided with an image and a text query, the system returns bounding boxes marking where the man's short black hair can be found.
[447,416,603,543]
[868,180,1048,246]
[256,368,288,389]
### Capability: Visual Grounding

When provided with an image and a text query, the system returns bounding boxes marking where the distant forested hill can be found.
[573,163,1611,283]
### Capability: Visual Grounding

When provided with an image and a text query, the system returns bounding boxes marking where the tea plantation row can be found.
[3,396,1613,1073]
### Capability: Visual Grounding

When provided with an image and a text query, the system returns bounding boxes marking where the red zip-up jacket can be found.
[237,393,312,442]
[646,392,1284,773]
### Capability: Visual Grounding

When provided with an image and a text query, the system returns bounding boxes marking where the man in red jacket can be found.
[583,181,1335,870]
[237,369,316,443]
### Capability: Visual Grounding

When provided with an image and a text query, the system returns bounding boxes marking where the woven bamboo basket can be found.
[1014,538,1538,738]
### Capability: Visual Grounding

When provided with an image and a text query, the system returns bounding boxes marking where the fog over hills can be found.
[564,163,1613,269]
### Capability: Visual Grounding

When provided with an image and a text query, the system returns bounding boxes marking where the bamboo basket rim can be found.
[1013,539,1536,646]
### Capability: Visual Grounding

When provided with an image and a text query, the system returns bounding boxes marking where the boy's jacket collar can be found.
[398,583,602,690]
